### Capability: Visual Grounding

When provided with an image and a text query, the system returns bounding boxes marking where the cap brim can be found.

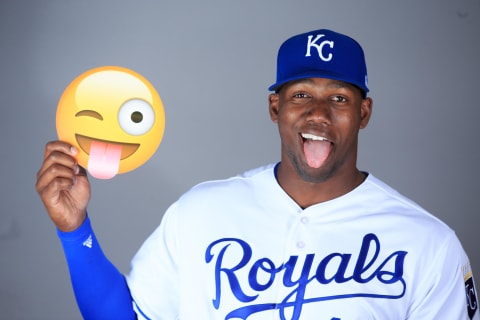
[268,71,368,94]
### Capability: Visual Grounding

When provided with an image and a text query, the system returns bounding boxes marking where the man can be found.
[36,29,479,319]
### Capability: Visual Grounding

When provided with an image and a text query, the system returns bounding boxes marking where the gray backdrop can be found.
[1,0,479,319]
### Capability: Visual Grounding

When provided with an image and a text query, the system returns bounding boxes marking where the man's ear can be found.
[360,97,373,129]
[268,93,280,123]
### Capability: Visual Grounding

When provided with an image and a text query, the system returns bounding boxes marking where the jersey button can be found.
[300,216,309,224]
[296,241,305,249]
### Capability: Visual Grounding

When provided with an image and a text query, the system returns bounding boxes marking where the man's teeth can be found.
[301,133,329,141]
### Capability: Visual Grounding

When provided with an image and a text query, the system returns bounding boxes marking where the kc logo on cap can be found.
[269,29,369,95]
[305,34,334,62]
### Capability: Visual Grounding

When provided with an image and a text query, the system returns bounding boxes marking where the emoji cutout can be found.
[56,66,165,179]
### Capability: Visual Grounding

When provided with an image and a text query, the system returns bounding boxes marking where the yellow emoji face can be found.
[56,66,165,179]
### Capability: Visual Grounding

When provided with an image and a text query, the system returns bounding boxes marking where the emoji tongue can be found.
[87,140,122,179]
[303,139,331,168]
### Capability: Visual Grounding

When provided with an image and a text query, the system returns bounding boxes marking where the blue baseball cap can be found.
[269,29,369,95]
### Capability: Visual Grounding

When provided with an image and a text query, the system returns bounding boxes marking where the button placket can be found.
[300,216,309,224]
[293,213,311,250]
[296,240,306,249]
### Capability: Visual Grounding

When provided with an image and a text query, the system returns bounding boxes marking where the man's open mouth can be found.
[301,133,332,168]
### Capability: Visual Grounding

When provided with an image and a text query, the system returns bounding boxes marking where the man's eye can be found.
[332,95,347,102]
[293,93,309,99]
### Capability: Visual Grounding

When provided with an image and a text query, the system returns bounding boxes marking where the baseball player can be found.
[36,29,479,319]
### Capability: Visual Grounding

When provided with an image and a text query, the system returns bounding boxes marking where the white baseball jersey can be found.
[126,164,478,320]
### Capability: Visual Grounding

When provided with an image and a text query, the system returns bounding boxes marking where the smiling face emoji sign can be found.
[56,66,165,179]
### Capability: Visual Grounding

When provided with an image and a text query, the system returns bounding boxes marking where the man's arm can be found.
[58,215,136,320]
[36,141,136,319]
[407,232,479,319]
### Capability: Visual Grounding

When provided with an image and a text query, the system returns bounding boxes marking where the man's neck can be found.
[275,163,366,209]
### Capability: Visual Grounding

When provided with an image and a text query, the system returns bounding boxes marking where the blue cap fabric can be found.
[269,29,369,94]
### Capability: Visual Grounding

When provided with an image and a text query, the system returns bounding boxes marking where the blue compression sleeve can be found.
[57,215,136,320]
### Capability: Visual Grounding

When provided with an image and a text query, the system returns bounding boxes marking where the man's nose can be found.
[306,100,331,124]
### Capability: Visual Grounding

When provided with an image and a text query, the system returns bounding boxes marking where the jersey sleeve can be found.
[126,202,181,320]
[57,214,136,320]
[406,231,479,319]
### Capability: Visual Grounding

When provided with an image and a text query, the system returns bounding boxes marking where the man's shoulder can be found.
[179,163,277,201]
[363,173,454,234]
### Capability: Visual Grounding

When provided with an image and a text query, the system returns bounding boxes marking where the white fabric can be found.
[126,164,478,320]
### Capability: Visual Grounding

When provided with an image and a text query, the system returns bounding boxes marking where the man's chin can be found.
[297,163,334,184]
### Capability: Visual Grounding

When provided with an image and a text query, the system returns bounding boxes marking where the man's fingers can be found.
[37,176,74,203]
[36,162,75,193]
[37,146,78,180]
[36,140,91,232]
[36,156,76,185]
[43,140,78,159]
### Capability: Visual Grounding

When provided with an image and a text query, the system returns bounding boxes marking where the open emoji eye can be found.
[118,99,155,135]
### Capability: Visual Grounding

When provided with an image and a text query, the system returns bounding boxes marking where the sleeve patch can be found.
[465,271,478,319]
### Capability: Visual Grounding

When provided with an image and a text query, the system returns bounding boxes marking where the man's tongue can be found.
[303,139,331,168]
[87,140,122,179]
